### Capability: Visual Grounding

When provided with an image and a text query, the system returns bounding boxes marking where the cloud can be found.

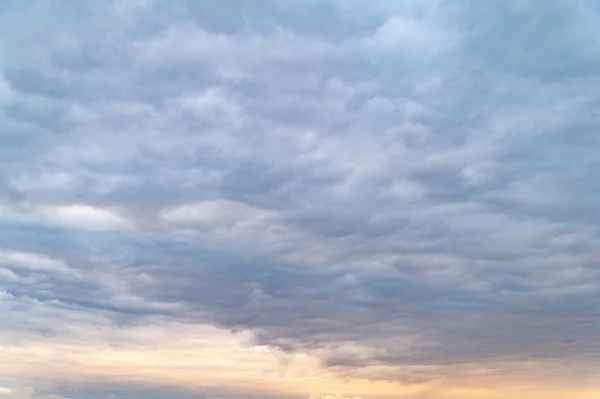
[1,0,600,398]
[39,204,132,231]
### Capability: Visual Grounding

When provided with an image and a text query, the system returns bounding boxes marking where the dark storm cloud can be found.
[1,0,600,396]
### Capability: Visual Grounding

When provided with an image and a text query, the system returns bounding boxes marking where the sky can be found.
[0,0,600,398]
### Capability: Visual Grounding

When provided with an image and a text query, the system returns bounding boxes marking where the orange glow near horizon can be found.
[1,321,598,399]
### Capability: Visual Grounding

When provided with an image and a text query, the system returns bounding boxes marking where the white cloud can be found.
[0,251,69,273]
[40,204,131,231]
[160,200,277,230]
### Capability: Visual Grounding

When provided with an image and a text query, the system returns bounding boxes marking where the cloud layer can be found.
[1,1,600,398]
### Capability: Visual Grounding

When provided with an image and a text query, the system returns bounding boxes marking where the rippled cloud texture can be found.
[1,1,600,398]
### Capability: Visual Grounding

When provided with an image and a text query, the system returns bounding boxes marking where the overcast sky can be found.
[1,1,600,398]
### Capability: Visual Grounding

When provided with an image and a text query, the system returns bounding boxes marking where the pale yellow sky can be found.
[1,319,598,399]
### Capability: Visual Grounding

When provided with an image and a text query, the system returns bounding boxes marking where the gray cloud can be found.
[1,0,600,396]
[0,378,288,399]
